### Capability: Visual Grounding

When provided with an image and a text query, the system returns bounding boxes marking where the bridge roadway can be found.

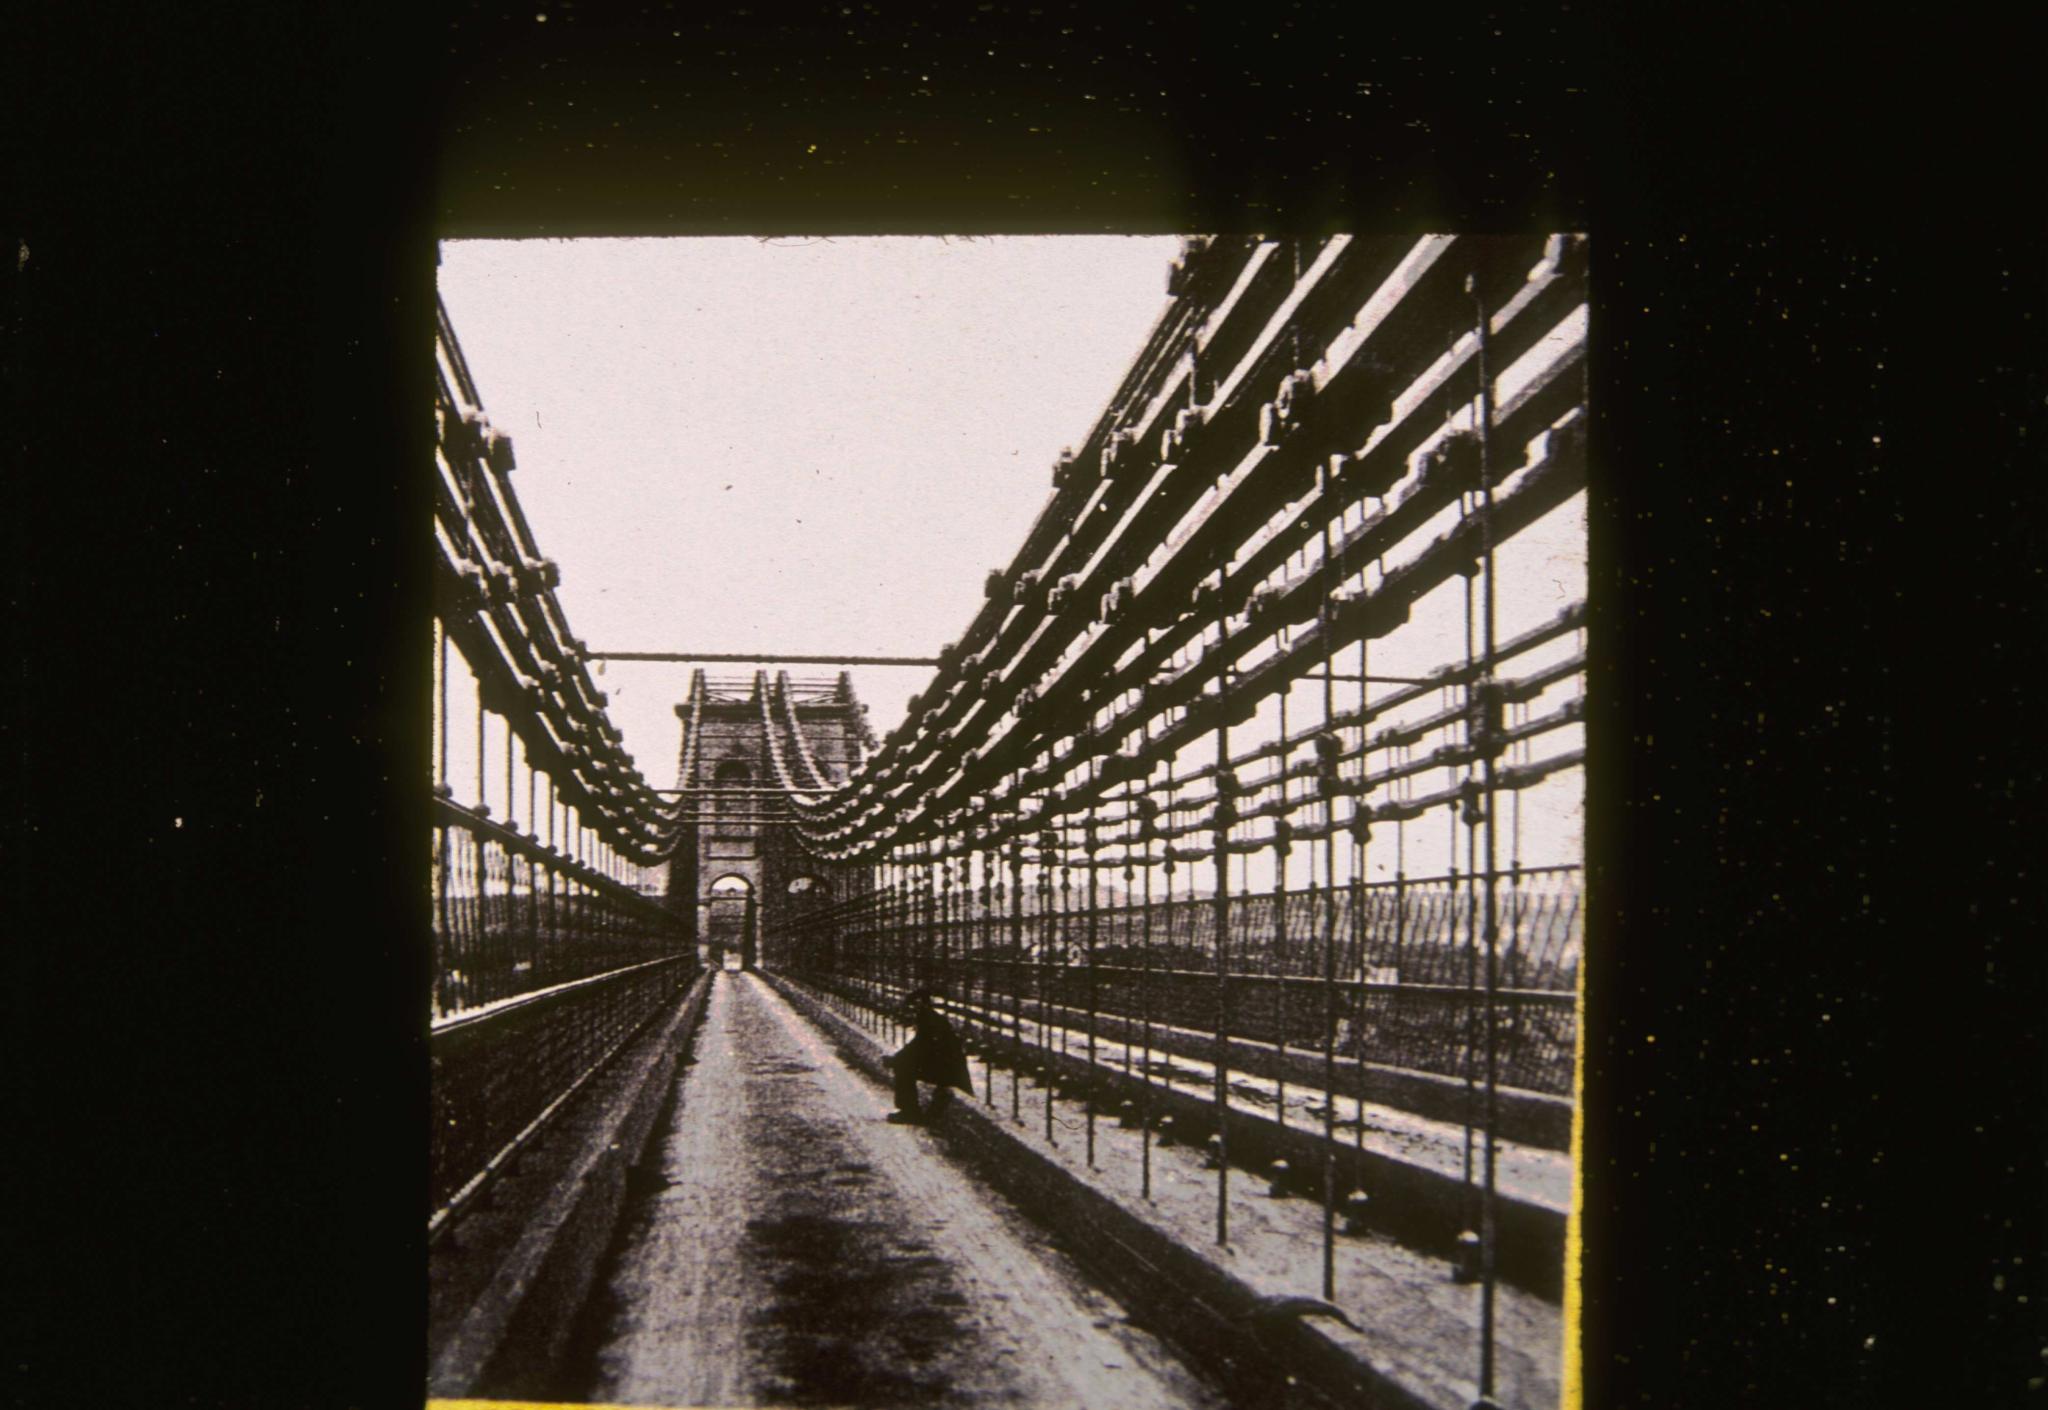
[571,970,1227,1409]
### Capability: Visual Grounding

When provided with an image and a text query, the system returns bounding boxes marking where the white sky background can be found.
[437,235,1583,881]
[439,235,1184,783]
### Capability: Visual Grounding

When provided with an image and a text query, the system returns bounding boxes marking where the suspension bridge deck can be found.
[571,971,1225,1409]
[422,968,1569,1409]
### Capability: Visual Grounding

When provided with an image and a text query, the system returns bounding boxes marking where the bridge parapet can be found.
[432,297,698,1235]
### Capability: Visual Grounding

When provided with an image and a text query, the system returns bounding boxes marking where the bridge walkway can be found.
[786,976,1566,1410]
[570,970,1226,1409]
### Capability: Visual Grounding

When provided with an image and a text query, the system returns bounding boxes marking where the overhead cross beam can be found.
[587,650,940,667]
[652,787,839,796]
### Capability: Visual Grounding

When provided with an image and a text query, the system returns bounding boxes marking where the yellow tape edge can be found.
[1559,923,1588,1410]
[429,1402,780,1409]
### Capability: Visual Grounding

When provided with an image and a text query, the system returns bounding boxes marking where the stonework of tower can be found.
[664,669,876,968]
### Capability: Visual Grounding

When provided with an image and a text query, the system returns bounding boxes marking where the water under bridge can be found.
[427,233,1589,1410]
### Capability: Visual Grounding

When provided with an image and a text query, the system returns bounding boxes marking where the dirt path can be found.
[575,971,1224,1409]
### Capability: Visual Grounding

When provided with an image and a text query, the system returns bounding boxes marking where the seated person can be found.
[884,988,973,1124]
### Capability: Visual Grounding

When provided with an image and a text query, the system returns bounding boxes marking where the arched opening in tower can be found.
[706,872,755,972]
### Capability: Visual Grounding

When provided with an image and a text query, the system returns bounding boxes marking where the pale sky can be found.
[439,235,1183,785]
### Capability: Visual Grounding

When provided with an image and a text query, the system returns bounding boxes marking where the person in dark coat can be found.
[885,989,973,1124]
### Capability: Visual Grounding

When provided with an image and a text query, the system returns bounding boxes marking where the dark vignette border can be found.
[10,6,2041,1406]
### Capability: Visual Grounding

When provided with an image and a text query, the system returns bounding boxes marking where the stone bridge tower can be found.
[666,669,876,969]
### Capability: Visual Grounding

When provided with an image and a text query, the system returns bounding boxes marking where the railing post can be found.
[891,853,906,1039]
[977,829,995,1106]
[873,858,887,1030]
[525,816,540,982]
[926,834,941,996]
[1038,826,1056,1144]
[1471,268,1505,1402]
[944,828,958,1000]
[886,853,900,1037]
[1212,571,1234,1248]
[504,709,516,833]
[1138,764,1158,1202]
[1057,815,1073,1066]
[542,780,555,985]
[1084,769,1100,1168]
[1317,447,1344,1294]
[1273,806,1291,1133]
[1008,829,1024,1123]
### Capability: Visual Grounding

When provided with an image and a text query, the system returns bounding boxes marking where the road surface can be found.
[574,971,1224,1409]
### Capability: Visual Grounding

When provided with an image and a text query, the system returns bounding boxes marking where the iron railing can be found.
[771,866,1580,1098]
[430,296,696,1233]
[430,797,683,1019]
[427,797,694,1229]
